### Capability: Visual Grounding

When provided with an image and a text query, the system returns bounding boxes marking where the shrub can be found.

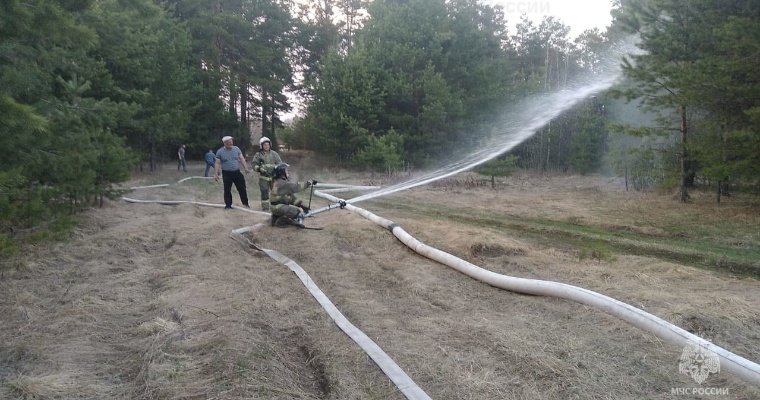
[353,130,404,172]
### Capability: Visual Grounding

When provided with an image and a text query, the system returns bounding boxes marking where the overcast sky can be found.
[485,0,614,37]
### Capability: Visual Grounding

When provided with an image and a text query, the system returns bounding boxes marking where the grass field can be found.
[1,158,758,399]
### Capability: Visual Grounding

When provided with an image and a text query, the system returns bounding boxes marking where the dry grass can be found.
[1,162,758,399]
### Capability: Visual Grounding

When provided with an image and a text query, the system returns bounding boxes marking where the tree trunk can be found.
[261,88,269,138]
[555,48,560,87]
[679,106,689,202]
[545,121,552,172]
[240,84,248,128]
[717,127,727,203]
[228,76,237,117]
[150,140,157,172]
[563,50,569,87]
[138,137,145,172]
[270,105,277,149]
[544,46,550,90]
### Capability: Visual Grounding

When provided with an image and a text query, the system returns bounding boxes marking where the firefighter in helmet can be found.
[269,163,316,227]
[250,136,282,211]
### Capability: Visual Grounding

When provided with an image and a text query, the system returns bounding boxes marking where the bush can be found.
[353,130,404,172]
[475,155,518,186]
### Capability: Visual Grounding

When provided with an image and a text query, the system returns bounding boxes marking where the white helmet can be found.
[259,136,271,146]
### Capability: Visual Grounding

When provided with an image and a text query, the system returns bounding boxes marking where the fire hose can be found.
[311,190,760,386]
[123,180,431,400]
[124,178,760,389]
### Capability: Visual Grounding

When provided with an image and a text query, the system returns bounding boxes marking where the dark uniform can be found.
[269,163,317,228]
[251,138,282,211]
[270,179,312,227]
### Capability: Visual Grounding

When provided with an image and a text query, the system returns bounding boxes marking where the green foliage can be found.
[297,0,624,173]
[165,0,297,145]
[607,122,680,191]
[475,155,518,178]
[0,0,305,254]
[83,0,200,168]
[40,75,137,206]
[27,215,78,243]
[513,98,611,173]
[570,110,608,174]
[627,146,669,191]
[301,49,384,160]
[611,0,760,196]
[578,243,616,262]
[0,232,18,261]
[353,130,405,172]
[0,168,42,234]
[300,0,518,166]
[0,0,189,251]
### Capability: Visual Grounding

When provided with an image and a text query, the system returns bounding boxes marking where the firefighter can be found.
[250,136,282,211]
[269,163,316,228]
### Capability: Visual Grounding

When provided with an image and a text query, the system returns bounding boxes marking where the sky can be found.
[485,0,614,37]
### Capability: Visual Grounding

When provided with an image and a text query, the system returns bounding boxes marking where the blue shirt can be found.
[216,146,243,171]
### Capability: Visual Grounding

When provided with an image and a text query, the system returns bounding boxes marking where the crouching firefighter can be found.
[269,163,317,228]
[251,136,282,211]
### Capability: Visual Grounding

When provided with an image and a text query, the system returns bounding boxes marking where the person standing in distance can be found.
[177,144,187,172]
[214,136,250,209]
[250,136,282,211]
[204,149,215,177]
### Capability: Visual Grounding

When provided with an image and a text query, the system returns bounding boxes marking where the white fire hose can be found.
[230,226,431,400]
[123,178,760,391]
[313,191,760,386]
[123,180,432,400]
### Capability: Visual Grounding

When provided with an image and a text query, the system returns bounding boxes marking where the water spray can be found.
[309,38,640,213]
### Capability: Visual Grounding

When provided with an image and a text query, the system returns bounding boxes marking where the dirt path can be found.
[1,162,758,399]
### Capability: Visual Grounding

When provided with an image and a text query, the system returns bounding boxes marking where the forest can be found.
[1,0,759,254]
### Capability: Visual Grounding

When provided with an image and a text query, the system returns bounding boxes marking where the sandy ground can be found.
[1,157,758,399]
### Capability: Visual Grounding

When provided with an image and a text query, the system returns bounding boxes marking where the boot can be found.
[273,216,293,228]
[274,216,304,228]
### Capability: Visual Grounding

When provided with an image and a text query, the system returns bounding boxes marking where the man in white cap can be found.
[214,136,250,209]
